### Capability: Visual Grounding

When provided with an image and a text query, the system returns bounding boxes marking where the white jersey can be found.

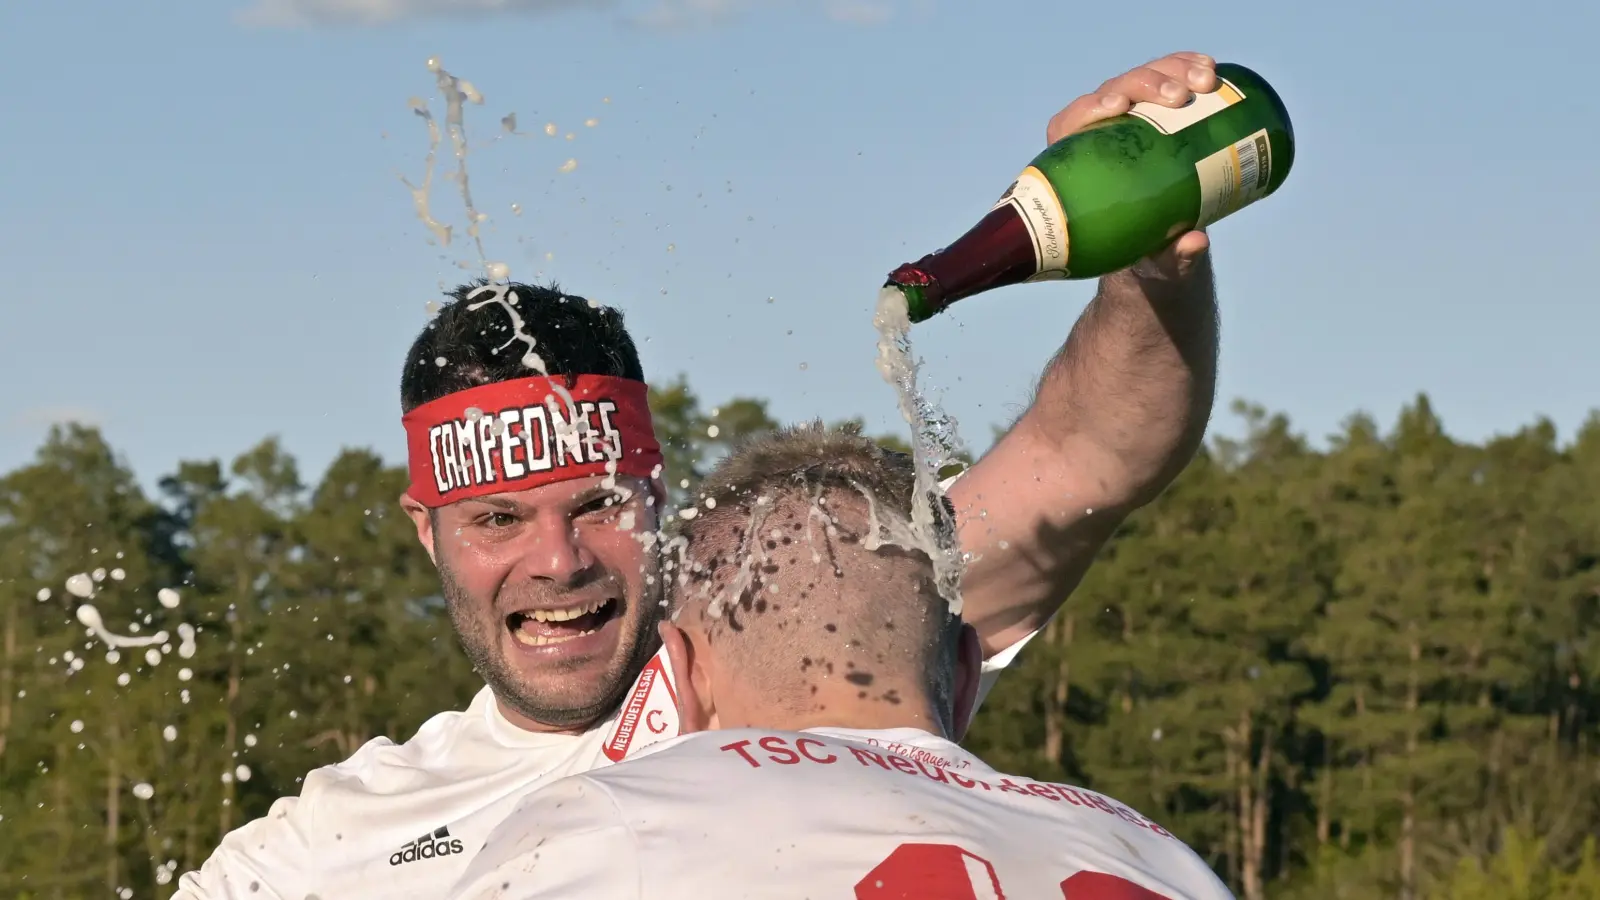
[174,638,1033,899]
[449,726,1234,900]
[451,723,1235,890]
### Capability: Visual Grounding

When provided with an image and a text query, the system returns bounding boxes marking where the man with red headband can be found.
[449,424,1235,900]
[177,51,1222,899]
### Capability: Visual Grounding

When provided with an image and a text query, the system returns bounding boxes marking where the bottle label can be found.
[1128,77,1246,136]
[991,165,1070,277]
[1193,128,1273,229]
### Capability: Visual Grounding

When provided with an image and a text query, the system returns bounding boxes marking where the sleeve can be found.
[448,775,640,900]
[170,794,311,900]
[971,623,1045,716]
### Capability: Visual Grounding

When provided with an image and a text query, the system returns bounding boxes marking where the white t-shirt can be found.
[448,726,1234,900]
[173,637,1034,899]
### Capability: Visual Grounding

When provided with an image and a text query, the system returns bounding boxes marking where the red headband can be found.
[402,375,663,508]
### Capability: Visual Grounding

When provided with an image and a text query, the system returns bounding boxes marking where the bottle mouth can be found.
[885,263,932,288]
[884,267,941,323]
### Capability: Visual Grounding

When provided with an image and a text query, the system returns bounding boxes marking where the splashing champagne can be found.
[402,57,509,282]
[887,62,1295,322]
[872,292,970,615]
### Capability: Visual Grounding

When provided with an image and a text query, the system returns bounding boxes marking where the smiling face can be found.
[407,473,663,733]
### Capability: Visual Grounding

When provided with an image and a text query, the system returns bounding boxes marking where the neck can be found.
[731,681,949,738]
[495,699,597,736]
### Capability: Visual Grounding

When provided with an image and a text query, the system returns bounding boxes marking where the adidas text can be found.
[390,827,465,866]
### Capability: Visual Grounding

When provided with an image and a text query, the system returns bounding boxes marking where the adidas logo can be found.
[389,825,465,866]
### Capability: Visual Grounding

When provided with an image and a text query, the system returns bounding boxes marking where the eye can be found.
[480,512,519,529]
[574,495,621,521]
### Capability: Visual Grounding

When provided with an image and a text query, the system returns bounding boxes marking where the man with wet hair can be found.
[179,51,1224,900]
[448,424,1235,900]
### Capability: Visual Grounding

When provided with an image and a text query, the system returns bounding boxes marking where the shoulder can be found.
[304,689,495,796]
[454,774,639,900]
[583,729,887,802]
[499,772,627,832]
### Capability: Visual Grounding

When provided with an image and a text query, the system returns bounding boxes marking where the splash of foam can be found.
[463,284,547,373]
[76,604,168,650]
[853,479,926,560]
[872,287,969,615]
[176,623,197,659]
[402,57,509,281]
[702,501,774,621]
[429,57,489,264]
[400,95,453,248]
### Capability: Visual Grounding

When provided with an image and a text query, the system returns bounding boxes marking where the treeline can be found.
[0,383,1596,899]
[967,397,1600,900]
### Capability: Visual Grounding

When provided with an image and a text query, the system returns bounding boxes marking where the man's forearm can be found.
[951,52,1229,656]
[1026,252,1219,508]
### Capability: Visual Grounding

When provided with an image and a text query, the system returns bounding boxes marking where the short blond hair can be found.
[669,422,962,717]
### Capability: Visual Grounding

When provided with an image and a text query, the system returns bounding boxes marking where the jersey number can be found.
[854,843,1177,899]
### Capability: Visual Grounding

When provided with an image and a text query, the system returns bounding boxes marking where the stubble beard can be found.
[438,560,665,732]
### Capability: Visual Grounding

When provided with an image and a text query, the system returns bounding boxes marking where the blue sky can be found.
[1,0,1594,490]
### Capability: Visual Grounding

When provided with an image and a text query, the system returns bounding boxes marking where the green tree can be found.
[3,387,1600,900]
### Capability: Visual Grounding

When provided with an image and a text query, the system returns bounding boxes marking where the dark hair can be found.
[400,280,644,413]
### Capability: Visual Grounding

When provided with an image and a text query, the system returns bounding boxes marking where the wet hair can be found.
[670,422,963,722]
[400,280,644,413]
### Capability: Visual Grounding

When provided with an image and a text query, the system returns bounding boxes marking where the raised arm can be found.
[955,52,1222,657]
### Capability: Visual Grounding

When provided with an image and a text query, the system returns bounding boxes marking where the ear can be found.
[400,492,438,565]
[950,623,984,743]
[659,621,713,734]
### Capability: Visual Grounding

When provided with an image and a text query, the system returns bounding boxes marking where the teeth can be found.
[526,599,607,623]
[512,628,597,647]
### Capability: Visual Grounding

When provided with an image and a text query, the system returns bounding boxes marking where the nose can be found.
[514,514,597,587]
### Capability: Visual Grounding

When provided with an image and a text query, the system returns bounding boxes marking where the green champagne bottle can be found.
[887,62,1294,323]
